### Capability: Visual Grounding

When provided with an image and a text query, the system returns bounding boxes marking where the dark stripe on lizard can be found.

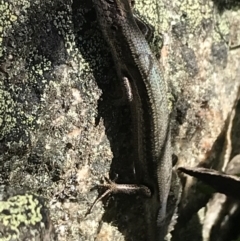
[91,1,172,240]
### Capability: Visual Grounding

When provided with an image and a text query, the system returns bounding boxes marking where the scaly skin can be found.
[92,0,172,240]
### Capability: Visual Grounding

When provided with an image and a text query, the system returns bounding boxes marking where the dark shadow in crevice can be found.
[72,1,147,240]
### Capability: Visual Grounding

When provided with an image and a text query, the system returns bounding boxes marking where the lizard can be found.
[92,0,173,240]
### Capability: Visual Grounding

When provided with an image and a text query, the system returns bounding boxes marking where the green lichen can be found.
[0,86,17,139]
[0,0,73,145]
[0,192,55,241]
[213,12,230,42]
[0,0,18,57]
[178,0,213,31]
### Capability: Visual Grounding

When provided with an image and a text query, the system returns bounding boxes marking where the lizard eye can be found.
[106,0,115,3]
[130,0,135,7]
[111,24,118,31]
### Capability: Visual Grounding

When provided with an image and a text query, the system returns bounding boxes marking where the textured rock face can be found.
[0,0,239,240]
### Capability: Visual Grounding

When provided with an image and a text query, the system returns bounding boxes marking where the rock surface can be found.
[0,0,240,240]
